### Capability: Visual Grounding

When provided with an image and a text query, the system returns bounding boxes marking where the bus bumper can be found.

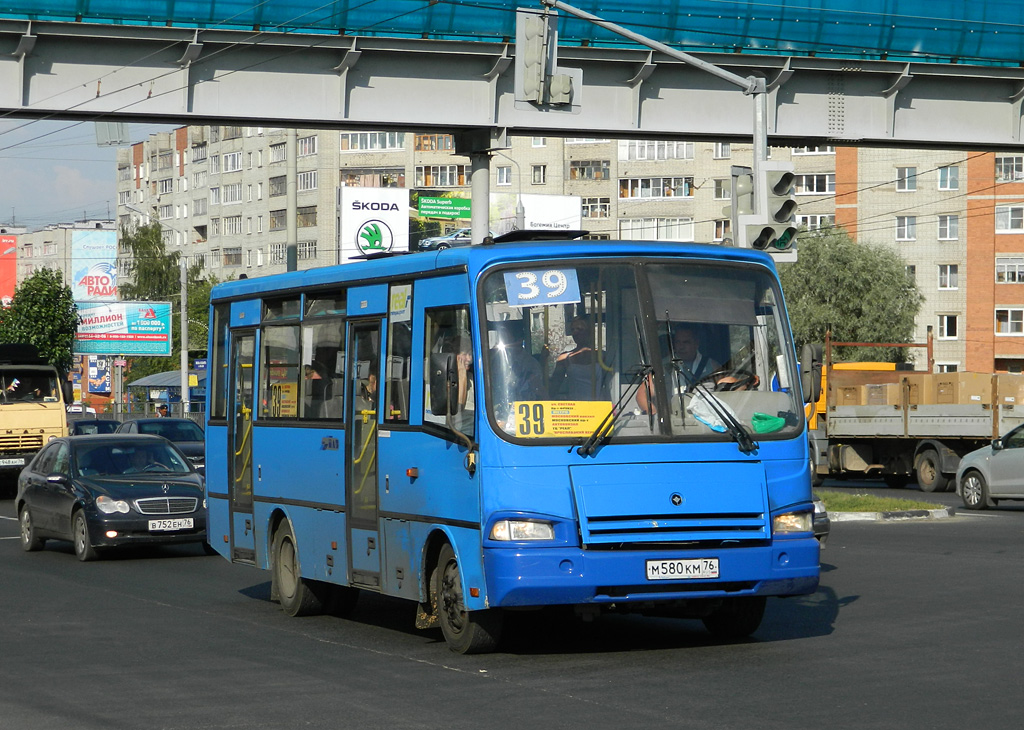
[483,538,820,608]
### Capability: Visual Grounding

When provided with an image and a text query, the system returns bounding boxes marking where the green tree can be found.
[0,268,78,371]
[778,227,923,362]
[118,223,213,382]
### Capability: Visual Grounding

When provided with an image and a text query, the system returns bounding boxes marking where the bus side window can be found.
[423,306,474,437]
[384,319,412,424]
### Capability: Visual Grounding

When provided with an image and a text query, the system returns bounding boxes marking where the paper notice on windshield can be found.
[512,400,613,438]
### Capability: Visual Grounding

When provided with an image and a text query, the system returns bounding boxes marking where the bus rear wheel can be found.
[435,544,502,654]
[273,522,323,617]
[702,596,766,640]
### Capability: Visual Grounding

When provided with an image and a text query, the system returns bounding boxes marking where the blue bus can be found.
[205,237,820,653]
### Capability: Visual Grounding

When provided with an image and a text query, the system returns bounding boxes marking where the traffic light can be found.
[749,166,798,252]
[723,166,754,247]
[519,14,547,103]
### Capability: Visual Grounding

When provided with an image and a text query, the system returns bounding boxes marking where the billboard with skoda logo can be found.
[339,188,410,262]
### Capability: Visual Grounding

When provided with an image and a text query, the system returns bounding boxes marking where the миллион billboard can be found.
[74,301,172,356]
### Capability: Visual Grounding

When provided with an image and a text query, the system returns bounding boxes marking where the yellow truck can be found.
[808,359,1024,491]
[0,345,72,477]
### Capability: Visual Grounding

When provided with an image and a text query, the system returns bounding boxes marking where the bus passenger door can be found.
[228,330,256,564]
[346,321,382,588]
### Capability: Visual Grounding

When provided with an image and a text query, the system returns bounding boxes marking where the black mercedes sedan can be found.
[16,435,207,561]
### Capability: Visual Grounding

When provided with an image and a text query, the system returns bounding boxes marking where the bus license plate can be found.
[149,518,194,532]
[646,558,719,580]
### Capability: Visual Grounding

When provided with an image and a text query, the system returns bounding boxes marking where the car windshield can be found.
[0,369,60,403]
[481,258,803,445]
[136,420,205,442]
[71,421,120,435]
[74,442,192,477]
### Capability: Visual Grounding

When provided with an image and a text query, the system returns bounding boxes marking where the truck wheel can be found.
[916,450,948,492]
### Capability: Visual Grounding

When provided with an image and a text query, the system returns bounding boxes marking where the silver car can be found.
[955,424,1024,509]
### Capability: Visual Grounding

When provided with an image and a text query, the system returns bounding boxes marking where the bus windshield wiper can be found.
[575,363,654,457]
[575,317,653,457]
[687,378,759,455]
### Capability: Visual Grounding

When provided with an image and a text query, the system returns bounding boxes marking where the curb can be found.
[830,506,956,522]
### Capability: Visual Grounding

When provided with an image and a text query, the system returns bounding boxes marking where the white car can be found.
[955,424,1024,509]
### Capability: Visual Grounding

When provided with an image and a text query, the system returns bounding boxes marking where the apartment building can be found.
[14,220,117,286]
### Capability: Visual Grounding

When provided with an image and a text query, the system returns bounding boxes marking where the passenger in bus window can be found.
[637,323,721,414]
[303,360,332,418]
[548,315,611,401]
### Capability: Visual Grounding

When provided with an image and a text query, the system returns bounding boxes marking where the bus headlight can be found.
[773,511,812,534]
[489,519,555,541]
[96,495,131,514]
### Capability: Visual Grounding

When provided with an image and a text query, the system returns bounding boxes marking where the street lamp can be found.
[494,151,526,230]
[124,204,189,415]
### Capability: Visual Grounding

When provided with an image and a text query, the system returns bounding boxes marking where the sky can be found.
[0,120,175,231]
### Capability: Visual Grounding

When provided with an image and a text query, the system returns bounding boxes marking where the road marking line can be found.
[0,515,17,521]
[0,536,21,540]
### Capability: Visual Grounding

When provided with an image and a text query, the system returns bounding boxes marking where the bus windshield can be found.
[482,259,802,444]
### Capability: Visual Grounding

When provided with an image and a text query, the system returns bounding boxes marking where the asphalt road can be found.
[1,490,1021,730]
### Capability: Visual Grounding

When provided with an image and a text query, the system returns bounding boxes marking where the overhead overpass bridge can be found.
[3,0,1024,148]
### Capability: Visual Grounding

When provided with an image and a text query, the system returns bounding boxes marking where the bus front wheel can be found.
[273,522,323,617]
[435,544,502,654]
[702,596,766,640]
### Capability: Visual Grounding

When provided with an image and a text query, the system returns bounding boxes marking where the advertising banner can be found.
[418,196,471,219]
[87,356,112,393]
[0,235,16,307]
[339,187,410,262]
[74,301,173,356]
[71,229,118,301]
[489,193,582,236]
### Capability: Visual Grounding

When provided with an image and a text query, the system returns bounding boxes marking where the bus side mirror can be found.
[800,343,823,405]
[429,353,460,417]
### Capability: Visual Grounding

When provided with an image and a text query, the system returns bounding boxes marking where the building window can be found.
[936,363,959,373]
[158,178,173,195]
[223,247,242,266]
[222,152,242,172]
[209,155,220,174]
[496,166,512,186]
[618,217,694,241]
[714,219,731,241]
[938,315,958,340]
[297,136,318,157]
[796,214,835,230]
[270,243,286,264]
[222,183,243,204]
[938,166,959,191]
[713,142,731,159]
[415,165,468,187]
[209,187,221,206]
[297,170,318,192]
[192,144,208,162]
[224,216,243,236]
[906,265,916,280]
[938,214,959,240]
[569,160,610,180]
[270,209,287,231]
[269,143,287,163]
[618,140,694,161]
[340,131,405,151]
[896,167,917,192]
[296,206,317,227]
[938,264,958,290]
[269,175,287,197]
[159,204,173,220]
[193,198,207,216]
[996,257,1024,282]
[297,240,317,260]
[996,308,1024,334]
[117,190,132,205]
[794,174,835,195]
[713,179,730,200]
[792,145,835,155]
[619,176,694,199]
[117,165,132,182]
[532,137,546,147]
[996,155,1024,183]
[581,197,610,218]
[223,126,243,140]
[896,216,917,241]
[210,218,221,236]
[531,165,547,184]
[414,134,454,151]
[995,205,1024,232]
[193,170,207,189]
